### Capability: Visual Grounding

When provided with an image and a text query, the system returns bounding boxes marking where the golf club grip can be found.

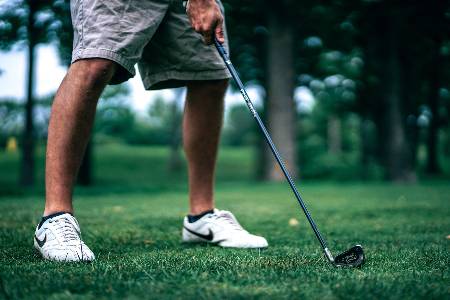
[214,38,328,251]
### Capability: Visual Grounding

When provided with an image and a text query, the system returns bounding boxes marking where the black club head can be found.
[334,245,365,268]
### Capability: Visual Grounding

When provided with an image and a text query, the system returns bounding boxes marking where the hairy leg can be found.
[183,79,228,215]
[44,59,116,215]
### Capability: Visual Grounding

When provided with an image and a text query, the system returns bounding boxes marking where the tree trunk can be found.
[383,14,416,182]
[20,0,37,187]
[327,115,342,155]
[255,93,269,180]
[360,10,382,179]
[400,55,419,172]
[359,118,372,179]
[426,37,443,174]
[264,13,297,181]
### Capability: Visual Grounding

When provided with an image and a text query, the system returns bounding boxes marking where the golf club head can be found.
[333,245,365,267]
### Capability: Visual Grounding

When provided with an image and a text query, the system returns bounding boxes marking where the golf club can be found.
[214,38,365,268]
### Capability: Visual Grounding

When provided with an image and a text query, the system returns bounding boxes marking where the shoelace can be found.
[50,217,81,243]
[211,211,245,232]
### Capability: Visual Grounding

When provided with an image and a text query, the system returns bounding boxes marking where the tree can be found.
[0,99,23,147]
[223,0,450,181]
[356,0,450,181]
[265,10,297,180]
[1,0,97,185]
[225,0,310,181]
[0,0,69,186]
[223,104,257,146]
[423,0,449,174]
[95,84,133,138]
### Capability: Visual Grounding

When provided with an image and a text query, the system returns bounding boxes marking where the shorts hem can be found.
[71,48,136,77]
[142,68,231,90]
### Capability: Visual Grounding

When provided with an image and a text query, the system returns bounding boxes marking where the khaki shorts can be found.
[70,0,231,90]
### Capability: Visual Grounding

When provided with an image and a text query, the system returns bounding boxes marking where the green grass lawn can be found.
[0,144,449,299]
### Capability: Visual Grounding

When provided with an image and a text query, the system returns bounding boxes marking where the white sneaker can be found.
[34,213,95,262]
[182,209,268,248]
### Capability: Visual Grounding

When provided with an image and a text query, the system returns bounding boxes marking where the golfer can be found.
[33,0,268,262]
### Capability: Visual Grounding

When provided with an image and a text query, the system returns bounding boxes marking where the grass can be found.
[0,143,449,299]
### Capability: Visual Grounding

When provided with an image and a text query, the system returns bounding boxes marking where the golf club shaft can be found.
[214,39,333,261]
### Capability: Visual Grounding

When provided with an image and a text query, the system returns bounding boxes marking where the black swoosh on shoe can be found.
[35,234,46,247]
[183,226,214,241]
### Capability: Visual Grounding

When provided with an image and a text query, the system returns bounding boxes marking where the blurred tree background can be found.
[0,0,449,189]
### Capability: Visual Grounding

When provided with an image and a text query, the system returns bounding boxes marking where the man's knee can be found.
[203,79,229,92]
[71,58,117,87]
[187,79,229,95]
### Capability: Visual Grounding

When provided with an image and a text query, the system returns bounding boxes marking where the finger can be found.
[215,21,225,44]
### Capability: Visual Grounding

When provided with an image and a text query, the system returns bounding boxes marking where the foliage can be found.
[222,104,257,146]
[223,0,450,181]
[0,143,449,298]
[94,86,183,146]
[0,0,69,50]
[94,85,135,141]
[0,0,449,182]
[0,96,52,146]
[0,99,22,147]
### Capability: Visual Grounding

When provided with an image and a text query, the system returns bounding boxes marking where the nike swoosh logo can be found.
[35,234,46,247]
[184,226,214,241]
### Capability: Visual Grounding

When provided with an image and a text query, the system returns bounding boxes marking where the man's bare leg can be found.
[43,59,116,216]
[183,79,228,215]
[182,80,268,248]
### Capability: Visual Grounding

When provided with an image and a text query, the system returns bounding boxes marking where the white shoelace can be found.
[211,211,245,232]
[50,217,81,244]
